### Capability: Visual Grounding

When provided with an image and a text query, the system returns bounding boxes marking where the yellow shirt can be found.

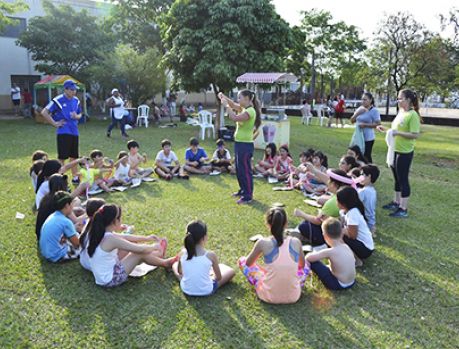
[391,110,421,153]
[234,107,256,143]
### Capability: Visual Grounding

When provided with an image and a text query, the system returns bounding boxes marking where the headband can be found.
[56,193,72,205]
[326,169,357,189]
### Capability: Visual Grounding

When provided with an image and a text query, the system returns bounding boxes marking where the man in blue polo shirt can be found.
[41,80,82,184]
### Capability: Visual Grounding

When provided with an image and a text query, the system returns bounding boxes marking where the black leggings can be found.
[364,140,374,163]
[391,151,414,198]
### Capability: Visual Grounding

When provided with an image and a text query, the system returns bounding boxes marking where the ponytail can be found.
[239,89,261,132]
[87,204,120,257]
[79,198,105,246]
[336,187,366,221]
[36,160,62,193]
[266,207,287,246]
[401,89,423,123]
[184,220,207,260]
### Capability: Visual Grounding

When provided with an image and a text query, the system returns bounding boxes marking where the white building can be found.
[0,0,111,112]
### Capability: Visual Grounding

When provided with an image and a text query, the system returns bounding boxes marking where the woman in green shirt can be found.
[219,90,261,204]
[378,89,421,218]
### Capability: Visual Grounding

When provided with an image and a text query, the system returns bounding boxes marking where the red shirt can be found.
[335,99,345,113]
[22,91,32,104]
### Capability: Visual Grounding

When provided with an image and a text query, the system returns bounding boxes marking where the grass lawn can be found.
[0,117,458,349]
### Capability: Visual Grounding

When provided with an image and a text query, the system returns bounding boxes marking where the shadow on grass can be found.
[40,256,187,347]
[187,282,268,348]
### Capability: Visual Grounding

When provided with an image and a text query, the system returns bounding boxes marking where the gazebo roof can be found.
[34,75,85,89]
[236,72,298,84]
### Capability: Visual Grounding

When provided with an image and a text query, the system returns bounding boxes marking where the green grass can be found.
[0,117,458,349]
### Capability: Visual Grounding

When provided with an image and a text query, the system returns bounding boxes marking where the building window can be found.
[0,17,27,38]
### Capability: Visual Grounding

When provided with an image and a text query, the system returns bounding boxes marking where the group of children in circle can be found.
[30,135,381,304]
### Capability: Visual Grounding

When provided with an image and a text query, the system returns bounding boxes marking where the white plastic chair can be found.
[197,110,215,140]
[301,108,312,125]
[137,105,150,128]
[317,107,328,127]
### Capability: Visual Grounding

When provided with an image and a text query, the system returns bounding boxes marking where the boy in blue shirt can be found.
[358,164,380,237]
[39,191,80,262]
[41,80,82,185]
[183,137,211,175]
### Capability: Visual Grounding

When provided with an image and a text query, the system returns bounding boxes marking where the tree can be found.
[373,12,432,112]
[298,9,366,99]
[440,8,459,44]
[17,0,114,82]
[108,0,173,51]
[0,0,28,31]
[410,36,458,101]
[88,44,166,106]
[285,26,311,95]
[159,0,291,129]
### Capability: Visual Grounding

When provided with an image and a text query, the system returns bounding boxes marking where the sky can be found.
[272,0,457,41]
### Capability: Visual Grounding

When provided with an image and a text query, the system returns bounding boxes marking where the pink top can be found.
[256,237,301,304]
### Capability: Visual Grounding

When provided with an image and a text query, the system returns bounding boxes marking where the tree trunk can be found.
[212,83,221,130]
[310,51,316,100]
[320,73,324,101]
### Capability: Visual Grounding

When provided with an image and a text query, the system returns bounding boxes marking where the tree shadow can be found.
[40,257,186,348]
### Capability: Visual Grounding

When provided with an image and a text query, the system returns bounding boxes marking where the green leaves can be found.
[16,0,114,83]
[0,0,28,31]
[159,0,291,95]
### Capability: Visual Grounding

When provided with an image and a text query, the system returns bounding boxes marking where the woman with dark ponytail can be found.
[87,204,176,287]
[378,89,422,218]
[350,92,381,163]
[172,220,235,296]
[238,207,309,304]
[218,90,261,204]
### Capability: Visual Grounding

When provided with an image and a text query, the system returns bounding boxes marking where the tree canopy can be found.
[0,0,28,31]
[16,0,113,82]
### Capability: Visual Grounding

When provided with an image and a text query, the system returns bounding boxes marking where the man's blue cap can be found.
[63,79,78,90]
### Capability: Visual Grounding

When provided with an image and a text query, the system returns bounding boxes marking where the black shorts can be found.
[57,134,79,160]
[12,99,20,106]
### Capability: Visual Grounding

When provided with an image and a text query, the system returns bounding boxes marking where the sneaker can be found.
[72,177,80,185]
[232,191,243,197]
[389,208,409,218]
[209,170,221,176]
[106,131,111,138]
[236,198,252,205]
[382,201,399,210]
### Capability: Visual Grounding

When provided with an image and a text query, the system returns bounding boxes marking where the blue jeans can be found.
[234,142,254,201]
[107,114,127,136]
[310,261,355,290]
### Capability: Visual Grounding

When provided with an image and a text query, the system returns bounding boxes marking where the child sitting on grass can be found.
[183,137,212,175]
[127,140,153,178]
[155,139,187,180]
[172,220,235,296]
[211,139,234,174]
[339,155,360,176]
[254,143,277,177]
[347,145,368,166]
[336,186,375,266]
[39,191,80,262]
[239,207,309,304]
[30,150,49,191]
[87,204,175,288]
[113,151,133,186]
[306,218,356,290]
[268,144,293,181]
[296,150,328,193]
[290,149,314,189]
[79,158,113,193]
[79,198,106,271]
[358,164,380,236]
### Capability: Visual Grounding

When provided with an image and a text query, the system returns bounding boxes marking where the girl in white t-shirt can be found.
[172,220,235,296]
[113,151,133,186]
[336,186,374,266]
[87,204,176,287]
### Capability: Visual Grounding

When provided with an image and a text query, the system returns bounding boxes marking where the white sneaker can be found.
[209,170,221,176]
